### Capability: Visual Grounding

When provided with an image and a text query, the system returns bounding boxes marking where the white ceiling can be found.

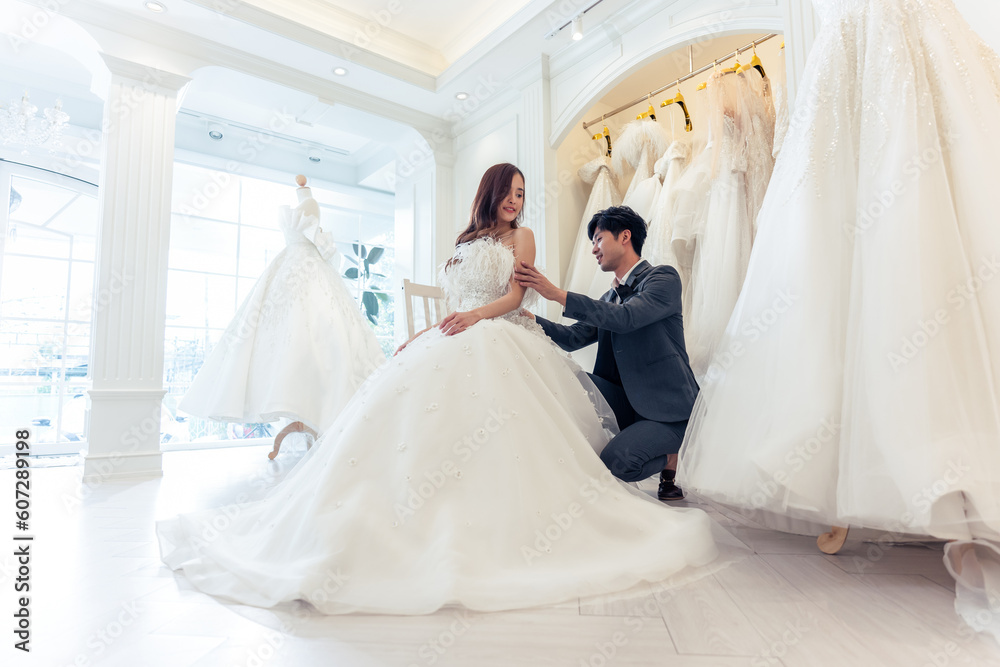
[245,0,539,71]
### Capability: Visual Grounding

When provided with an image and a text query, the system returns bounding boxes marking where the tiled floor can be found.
[2,443,998,666]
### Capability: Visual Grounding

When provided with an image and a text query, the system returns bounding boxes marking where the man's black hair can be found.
[586,205,647,256]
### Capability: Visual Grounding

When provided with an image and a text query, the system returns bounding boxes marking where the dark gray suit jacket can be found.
[537,260,699,423]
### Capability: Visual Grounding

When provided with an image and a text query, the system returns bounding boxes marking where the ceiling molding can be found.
[184,0,441,89]
[435,0,554,88]
[32,0,450,139]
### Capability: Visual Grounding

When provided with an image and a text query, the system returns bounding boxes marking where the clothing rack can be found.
[582,33,779,131]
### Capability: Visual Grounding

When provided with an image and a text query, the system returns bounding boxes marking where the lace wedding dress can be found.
[677,0,1000,639]
[158,237,721,615]
[179,201,385,432]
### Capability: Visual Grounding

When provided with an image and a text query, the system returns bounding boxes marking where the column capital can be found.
[99,53,191,95]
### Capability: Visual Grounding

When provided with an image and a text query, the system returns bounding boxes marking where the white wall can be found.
[452,111,520,246]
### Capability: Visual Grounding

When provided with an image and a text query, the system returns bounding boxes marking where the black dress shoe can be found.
[658,470,685,501]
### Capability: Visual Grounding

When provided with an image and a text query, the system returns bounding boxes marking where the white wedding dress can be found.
[616,119,671,222]
[678,0,1000,639]
[671,69,772,378]
[645,139,692,270]
[179,198,385,432]
[158,237,721,615]
[564,156,622,301]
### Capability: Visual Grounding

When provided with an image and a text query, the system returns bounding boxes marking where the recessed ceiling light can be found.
[308,149,322,163]
[455,92,469,100]
[207,122,225,141]
[332,67,348,76]
[144,1,166,13]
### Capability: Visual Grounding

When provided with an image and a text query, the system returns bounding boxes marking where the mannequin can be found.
[178,174,386,457]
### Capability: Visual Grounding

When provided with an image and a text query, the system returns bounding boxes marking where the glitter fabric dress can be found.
[158,237,721,615]
[677,0,1000,639]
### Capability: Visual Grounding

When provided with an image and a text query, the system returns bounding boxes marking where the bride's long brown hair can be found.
[455,163,524,247]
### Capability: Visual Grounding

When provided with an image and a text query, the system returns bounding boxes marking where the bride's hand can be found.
[439,311,482,336]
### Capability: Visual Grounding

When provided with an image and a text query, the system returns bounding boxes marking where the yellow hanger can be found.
[723,53,742,74]
[591,116,612,156]
[697,60,718,90]
[739,44,766,78]
[635,94,657,121]
[660,90,693,132]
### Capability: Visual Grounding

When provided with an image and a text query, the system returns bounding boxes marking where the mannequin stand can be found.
[817,525,850,554]
[269,421,318,460]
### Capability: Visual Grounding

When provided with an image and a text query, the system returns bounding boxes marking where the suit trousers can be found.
[589,373,689,482]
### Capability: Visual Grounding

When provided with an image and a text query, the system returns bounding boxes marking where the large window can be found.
[163,162,395,446]
[0,163,98,456]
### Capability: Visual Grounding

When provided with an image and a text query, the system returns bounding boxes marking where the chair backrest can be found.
[402,279,447,338]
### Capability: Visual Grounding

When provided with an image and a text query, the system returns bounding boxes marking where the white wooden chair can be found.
[402,278,447,338]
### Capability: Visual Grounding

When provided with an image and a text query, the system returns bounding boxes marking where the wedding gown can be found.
[158,237,721,615]
[178,200,385,432]
[645,139,692,270]
[671,69,769,378]
[677,0,1000,639]
[564,156,622,301]
[616,118,671,222]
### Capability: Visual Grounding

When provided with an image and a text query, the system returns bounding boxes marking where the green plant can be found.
[344,244,387,325]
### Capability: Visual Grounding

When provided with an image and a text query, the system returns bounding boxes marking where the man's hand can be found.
[439,310,482,336]
[515,261,568,307]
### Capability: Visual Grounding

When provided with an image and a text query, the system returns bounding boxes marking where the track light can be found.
[571,16,583,41]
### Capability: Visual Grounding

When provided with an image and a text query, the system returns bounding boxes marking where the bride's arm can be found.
[439,228,536,336]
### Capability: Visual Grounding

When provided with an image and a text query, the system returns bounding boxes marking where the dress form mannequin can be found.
[295,174,321,219]
[270,175,322,459]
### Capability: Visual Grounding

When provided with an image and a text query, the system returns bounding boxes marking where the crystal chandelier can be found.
[0,92,70,149]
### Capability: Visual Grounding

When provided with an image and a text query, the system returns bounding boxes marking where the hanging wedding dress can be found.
[670,69,767,378]
[564,156,622,301]
[677,0,1000,639]
[741,67,776,235]
[771,46,790,159]
[616,118,671,222]
[159,237,722,615]
[179,192,386,433]
[645,139,692,269]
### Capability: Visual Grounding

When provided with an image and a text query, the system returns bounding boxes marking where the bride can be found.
[157,163,720,615]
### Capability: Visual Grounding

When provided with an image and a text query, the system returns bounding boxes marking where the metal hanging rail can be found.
[581,33,779,131]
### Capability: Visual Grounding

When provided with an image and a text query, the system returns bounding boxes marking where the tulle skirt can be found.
[159,318,722,615]
[678,0,1000,636]
[179,242,385,432]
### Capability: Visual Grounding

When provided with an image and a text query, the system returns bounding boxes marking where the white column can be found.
[779,0,822,110]
[85,55,189,481]
[514,56,560,318]
[431,152,455,276]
